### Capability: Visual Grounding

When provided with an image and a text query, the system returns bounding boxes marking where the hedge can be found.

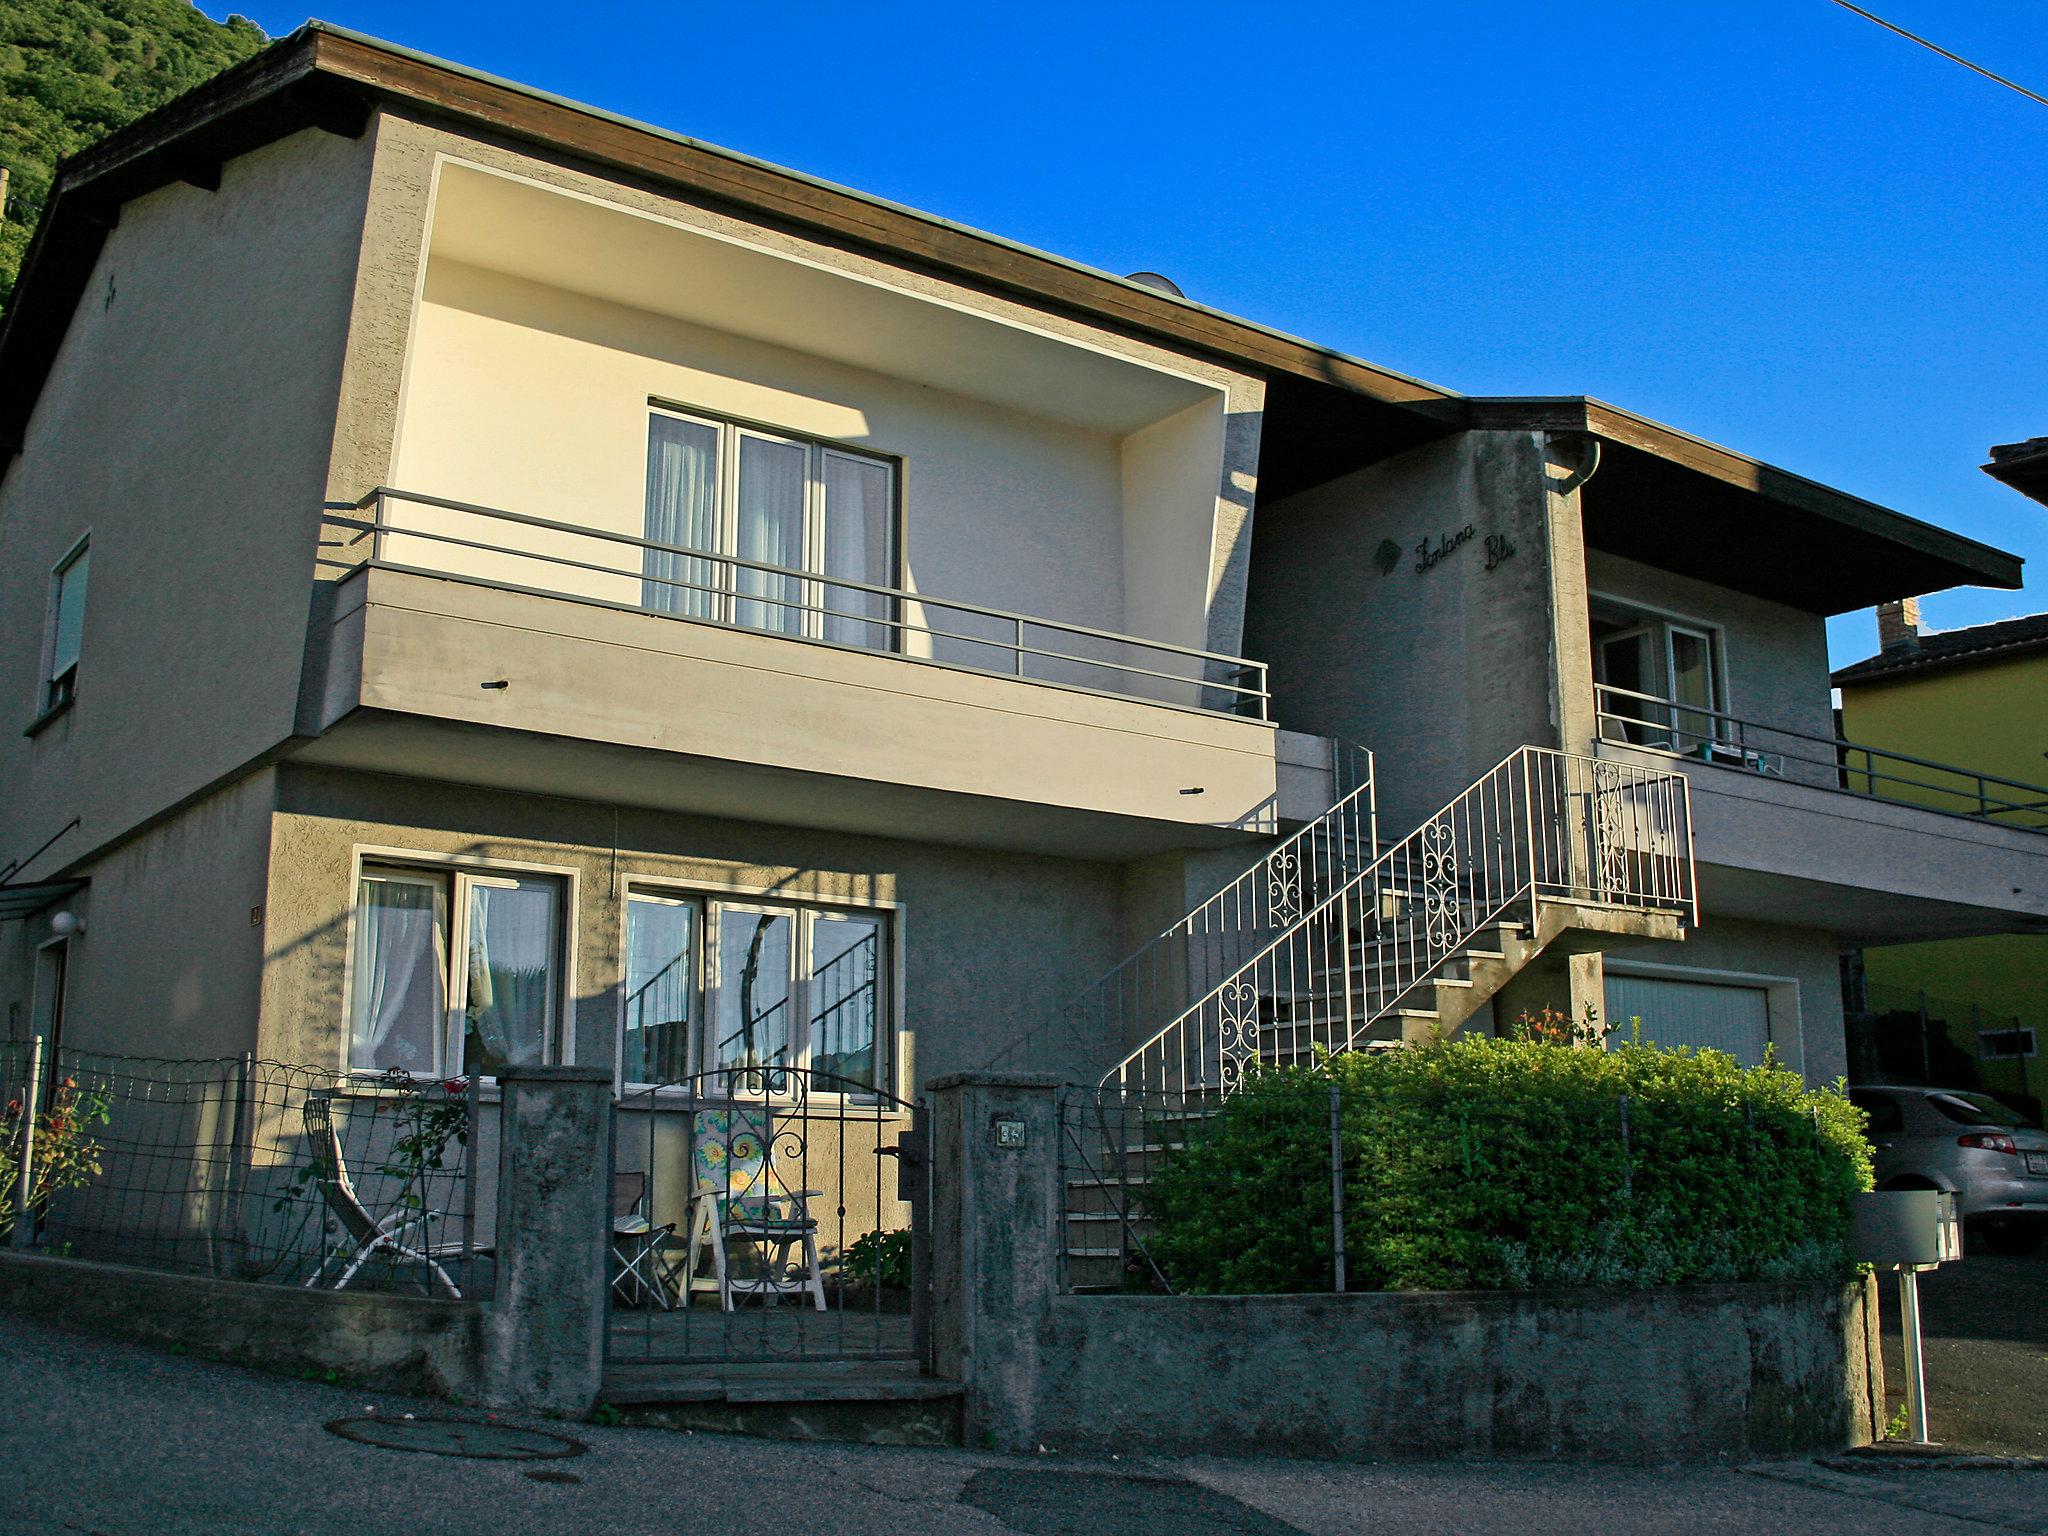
[1139,1034,1872,1294]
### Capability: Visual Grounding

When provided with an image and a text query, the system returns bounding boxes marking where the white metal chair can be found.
[301,1092,463,1300]
[610,1170,676,1310]
[682,1103,825,1310]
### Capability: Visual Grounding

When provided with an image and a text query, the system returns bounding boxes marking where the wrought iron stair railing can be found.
[1102,746,1696,1098]
[1012,744,1377,1077]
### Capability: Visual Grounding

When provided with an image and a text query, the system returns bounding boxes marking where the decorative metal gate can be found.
[605,1066,930,1368]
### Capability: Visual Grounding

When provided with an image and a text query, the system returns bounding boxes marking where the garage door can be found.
[1604,974,1771,1064]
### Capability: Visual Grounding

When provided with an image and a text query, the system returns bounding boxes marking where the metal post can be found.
[217,1052,252,1276]
[12,1035,44,1249]
[1013,616,1025,677]
[1328,1085,1346,1295]
[1899,1268,1930,1443]
[463,1071,481,1293]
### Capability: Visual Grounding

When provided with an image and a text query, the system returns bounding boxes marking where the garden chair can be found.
[300,1092,463,1300]
[681,1102,825,1310]
[610,1170,676,1310]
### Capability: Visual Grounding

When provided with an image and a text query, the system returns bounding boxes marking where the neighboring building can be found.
[1,25,2043,1112]
[1985,437,2048,509]
[1834,600,2048,1105]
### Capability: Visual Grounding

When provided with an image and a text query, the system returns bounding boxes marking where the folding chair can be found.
[301,1092,463,1300]
[610,1170,676,1310]
[682,1102,826,1310]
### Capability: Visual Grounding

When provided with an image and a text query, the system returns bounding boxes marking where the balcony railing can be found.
[1595,682,2048,831]
[323,488,1269,720]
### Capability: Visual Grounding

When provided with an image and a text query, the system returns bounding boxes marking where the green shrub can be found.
[1140,1034,1871,1294]
[843,1227,914,1289]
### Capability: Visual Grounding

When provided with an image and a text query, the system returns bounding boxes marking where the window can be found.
[348,864,564,1077]
[1926,1091,2037,1130]
[42,540,89,712]
[1849,1092,1904,1136]
[1979,1029,2037,1062]
[1592,609,1726,752]
[621,888,889,1091]
[641,409,897,649]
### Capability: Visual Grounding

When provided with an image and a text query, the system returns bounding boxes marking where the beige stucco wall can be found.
[0,128,378,885]
[256,765,1135,1089]
[330,113,1265,664]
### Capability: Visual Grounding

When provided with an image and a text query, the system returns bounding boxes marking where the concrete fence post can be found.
[484,1064,612,1417]
[928,1071,1061,1451]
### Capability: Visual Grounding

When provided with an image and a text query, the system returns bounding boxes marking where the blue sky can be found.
[210,1,2048,666]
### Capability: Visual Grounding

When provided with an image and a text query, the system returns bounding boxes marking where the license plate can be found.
[2025,1152,2048,1177]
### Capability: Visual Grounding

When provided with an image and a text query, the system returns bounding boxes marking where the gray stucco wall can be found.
[0,128,377,886]
[1245,432,1564,832]
[256,765,1133,1086]
[3,771,278,1060]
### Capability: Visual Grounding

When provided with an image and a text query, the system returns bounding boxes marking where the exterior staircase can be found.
[1056,743,1697,1290]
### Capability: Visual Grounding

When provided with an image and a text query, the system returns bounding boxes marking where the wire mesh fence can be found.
[0,1040,478,1298]
[1060,1072,1859,1298]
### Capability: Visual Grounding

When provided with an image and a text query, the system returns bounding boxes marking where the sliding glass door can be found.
[642,409,897,648]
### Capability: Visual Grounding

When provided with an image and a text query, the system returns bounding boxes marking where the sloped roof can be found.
[1833,610,2048,687]
[1986,437,2048,507]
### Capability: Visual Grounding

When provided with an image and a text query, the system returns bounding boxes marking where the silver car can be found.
[1851,1085,2048,1255]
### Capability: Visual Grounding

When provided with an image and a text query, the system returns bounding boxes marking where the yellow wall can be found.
[1840,646,2048,1097]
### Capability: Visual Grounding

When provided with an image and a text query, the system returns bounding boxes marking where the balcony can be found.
[1593,683,2048,941]
[303,490,1294,857]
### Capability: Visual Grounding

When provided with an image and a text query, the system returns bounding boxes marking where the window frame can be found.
[36,533,91,720]
[340,847,578,1082]
[616,875,901,1101]
[644,403,904,648]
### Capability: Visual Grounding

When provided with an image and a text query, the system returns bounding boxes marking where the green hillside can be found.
[0,0,265,312]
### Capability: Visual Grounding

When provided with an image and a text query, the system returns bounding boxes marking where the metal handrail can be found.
[996,743,1376,1076]
[324,488,1270,718]
[1104,746,1695,1097]
[1594,682,2048,827]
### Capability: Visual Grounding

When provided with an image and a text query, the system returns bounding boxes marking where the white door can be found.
[1604,974,1771,1064]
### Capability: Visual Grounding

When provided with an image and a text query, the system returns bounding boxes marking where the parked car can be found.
[1850,1085,2048,1254]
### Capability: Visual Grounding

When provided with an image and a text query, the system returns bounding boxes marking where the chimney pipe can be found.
[1878,597,1922,652]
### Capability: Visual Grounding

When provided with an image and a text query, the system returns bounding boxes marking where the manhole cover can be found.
[326,1416,587,1461]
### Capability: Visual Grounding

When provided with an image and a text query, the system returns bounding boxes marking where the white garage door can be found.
[1604,974,1771,1064]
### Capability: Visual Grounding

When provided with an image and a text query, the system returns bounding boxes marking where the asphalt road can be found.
[7,1313,2048,1536]
[1879,1250,2048,1456]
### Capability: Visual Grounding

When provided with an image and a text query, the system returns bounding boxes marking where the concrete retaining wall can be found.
[931,1074,1884,1464]
[0,1250,481,1399]
[1035,1278,1883,1463]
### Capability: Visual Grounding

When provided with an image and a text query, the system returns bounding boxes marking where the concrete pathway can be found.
[5,1312,2046,1536]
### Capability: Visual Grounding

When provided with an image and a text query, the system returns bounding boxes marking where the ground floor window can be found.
[622,889,888,1091]
[348,864,565,1078]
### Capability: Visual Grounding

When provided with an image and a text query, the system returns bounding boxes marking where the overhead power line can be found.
[1824,0,2048,110]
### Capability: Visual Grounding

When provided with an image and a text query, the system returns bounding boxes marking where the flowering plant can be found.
[1507,1005,1613,1049]
[0,1075,112,1239]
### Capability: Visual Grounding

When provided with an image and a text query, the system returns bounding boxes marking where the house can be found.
[0,24,2041,1131]
[1834,598,2048,1105]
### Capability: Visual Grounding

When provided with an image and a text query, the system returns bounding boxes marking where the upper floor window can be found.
[622,886,890,1093]
[42,539,89,712]
[642,408,897,650]
[1593,608,1726,753]
[348,862,566,1079]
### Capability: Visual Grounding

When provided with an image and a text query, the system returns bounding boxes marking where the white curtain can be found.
[643,416,720,618]
[463,879,557,1076]
[348,877,446,1072]
[734,436,807,635]
[821,455,894,650]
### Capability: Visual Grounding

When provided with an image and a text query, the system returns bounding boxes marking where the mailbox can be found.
[1850,1189,1962,1269]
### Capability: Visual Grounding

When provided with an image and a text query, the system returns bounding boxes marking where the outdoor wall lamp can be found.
[48,909,84,938]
